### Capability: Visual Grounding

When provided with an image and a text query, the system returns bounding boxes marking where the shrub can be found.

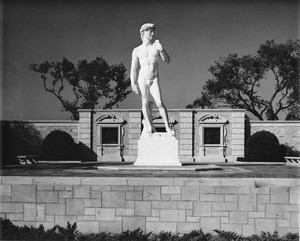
[279,144,300,157]
[117,228,152,241]
[181,229,212,241]
[0,219,299,241]
[245,130,283,162]
[1,121,42,165]
[213,229,242,241]
[155,231,180,241]
[39,130,77,160]
[0,219,77,241]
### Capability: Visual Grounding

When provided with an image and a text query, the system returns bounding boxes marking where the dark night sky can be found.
[2,0,299,120]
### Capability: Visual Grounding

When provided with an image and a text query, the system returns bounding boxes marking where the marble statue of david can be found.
[130,23,174,136]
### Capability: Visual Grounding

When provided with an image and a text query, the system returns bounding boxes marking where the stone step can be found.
[97,164,222,171]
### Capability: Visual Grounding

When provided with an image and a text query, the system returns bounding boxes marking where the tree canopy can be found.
[30,57,131,120]
[187,39,300,120]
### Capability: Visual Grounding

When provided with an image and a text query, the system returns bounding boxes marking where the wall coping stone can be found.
[78,109,246,113]
[3,120,79,124]
[1,176,299,187]
[79,109,143,112]
[194,109,246,112]
[250,120,300,124]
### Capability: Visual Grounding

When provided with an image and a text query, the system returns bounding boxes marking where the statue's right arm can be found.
[130,48,140,94]
[130,48,139,85]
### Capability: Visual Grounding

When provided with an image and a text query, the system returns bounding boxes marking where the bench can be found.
[17,155,39,165]
[285,156,300,166]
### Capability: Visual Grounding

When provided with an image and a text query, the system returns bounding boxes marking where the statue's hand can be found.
[154,40,164,52]
[132,84,141,95]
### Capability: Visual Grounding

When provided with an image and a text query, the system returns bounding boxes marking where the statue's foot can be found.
[166,128,175,136]
[146,125,155,134]
[151,127,156,133]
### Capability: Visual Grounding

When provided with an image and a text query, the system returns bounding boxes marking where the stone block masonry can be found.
[79,111,92,148]
[179,111,194,163]
[0,176,299,236]
[127,112,142,158]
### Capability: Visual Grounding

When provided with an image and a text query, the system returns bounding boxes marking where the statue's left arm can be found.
[154,40,170,64]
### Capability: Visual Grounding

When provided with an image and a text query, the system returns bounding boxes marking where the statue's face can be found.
[143,28,154,41]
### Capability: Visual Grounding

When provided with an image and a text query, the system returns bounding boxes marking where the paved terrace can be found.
[0,162,299,178]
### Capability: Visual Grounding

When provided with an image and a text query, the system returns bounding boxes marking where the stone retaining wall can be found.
[0,176,299,236]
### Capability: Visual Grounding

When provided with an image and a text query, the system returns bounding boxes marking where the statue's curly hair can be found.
[140,23,156,33]
[140,23,156,40]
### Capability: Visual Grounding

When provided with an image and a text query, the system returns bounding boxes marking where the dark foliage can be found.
[285,103,300,120]
[284,233,299,241]
[0,218,298,241]
[0,218,72,241]
[1,121,43,166]
[181,229,212,241]
[77,232,116,241]
[56,221,80,240]
[154,231,180,241]
[76,141,98,161]
[245,131,283,162]
[256,231,285,241]
[186,92,212,109]
[279,144,300,157]
[213,229,243,241]
[117,228,152,241]
[39,130,77,160]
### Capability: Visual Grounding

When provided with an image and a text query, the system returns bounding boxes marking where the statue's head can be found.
[140,23,156,41]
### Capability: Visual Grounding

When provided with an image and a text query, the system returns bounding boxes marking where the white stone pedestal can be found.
[134,132,182,166]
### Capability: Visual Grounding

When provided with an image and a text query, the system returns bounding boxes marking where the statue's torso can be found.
[136,44,159,79]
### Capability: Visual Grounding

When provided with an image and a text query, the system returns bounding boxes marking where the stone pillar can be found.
[179,111,194,163]
[230,111,245,162]
[124,111,142,162]
[78,110,92,149]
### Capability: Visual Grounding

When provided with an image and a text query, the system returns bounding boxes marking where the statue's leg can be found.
[148,100,155,132]
[150,78,175,136]
[139,80,154,133]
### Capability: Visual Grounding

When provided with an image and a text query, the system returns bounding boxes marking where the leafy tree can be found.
[187,39,300,120]
[186,92,212,109]
[258,39,300,120]
[285,103,300,120]
[30,57,131,120]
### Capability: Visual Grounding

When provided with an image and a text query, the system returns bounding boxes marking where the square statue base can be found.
[134,132,182,166]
